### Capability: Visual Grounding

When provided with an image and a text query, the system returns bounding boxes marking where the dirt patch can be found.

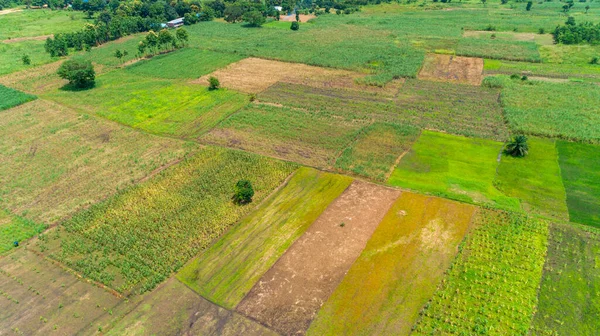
[236,181,401,335]
[0,8,22,15]
[193,57,388,94]
[2,34,52,44]
[279,14,316,22]
[528,76,570,83]
[418,54,484,85]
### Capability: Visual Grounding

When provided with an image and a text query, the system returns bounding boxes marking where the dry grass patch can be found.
[463,30,554,46]
[418,54,484,85]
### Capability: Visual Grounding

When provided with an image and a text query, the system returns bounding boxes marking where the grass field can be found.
[0,210,45,254]
[334,122,420,181]
[0,9,86,40]
[0,84,35,110]
[308,192,475,335]
[126,48,243,80]
[495,137,569,220]
[201,103,366,167]
[0,61,68,94]
[557,141,600,227]
[501,80,600,143]
[177,167,352,309]
[484,59,600,81]
[531,223,600,335]
[0,99,194,224]
[388,131,520,210]
[33,147,295,294]
[457,38,541,62]
[413,210,549,335]
[47,70,248,139]
[0,40,57,76]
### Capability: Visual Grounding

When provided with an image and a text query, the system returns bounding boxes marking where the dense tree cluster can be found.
[553,17,600,44]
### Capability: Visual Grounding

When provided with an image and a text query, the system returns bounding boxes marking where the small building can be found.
[274,6,283,12]
[167,18,184,28]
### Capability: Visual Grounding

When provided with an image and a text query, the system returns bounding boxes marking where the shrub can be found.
[57,58,95,88]
[243,10,265,27]
[526,1,533,10]
[539,28,545,34]
[510,73,521,80]
[591,56,599,64]
[233,179,254,204]
[521,75,528,81]
[482,76,504,88]
[505,135,529,157]
[484,24,496,31]
[291,21,300,31]
[22,55,31,65]
[208,76,220,90]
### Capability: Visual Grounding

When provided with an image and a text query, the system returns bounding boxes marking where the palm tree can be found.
[505,135,529,157]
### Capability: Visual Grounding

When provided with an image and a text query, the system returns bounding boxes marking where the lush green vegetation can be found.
[47,71,248,138]
[0,84,36,110]
[389,131,520,210]
[177,167,351,309]
[126,48,243,79]
[413,210,549,335]
[484,59,600,81]
[0,210,46,254]
[457,38,541,62]
[531,223,600,335]
[501,79,600,143]
[35,147,295,294]
[0,9,86,40]
[334,122,419,181]
[0,40,57,76]
[309,192,475,336]
[557,141,600,227]
[495,137,568,220]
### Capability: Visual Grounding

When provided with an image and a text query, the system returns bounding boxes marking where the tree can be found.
[138,41,147,57]
[22,55,31,65]
[480,0,486,5]
[243,10,265,27]
[276,10,280,21]
[233,179,254,204]
[505,135,528,157]
[526,1,532,11]
[224,4,244,22]
[176,27,189,46]
[563,4,570,13]
[57,58,96,88]
[145,30,159,53]
[295,11,299,21]
[158,29,174,50]
[208,76,220,90]
[114,49,123,62]
[290,21,299,30]
[585,5,590,14]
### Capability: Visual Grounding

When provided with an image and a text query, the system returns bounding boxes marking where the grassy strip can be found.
[308,192,475,336]
[457,38,541,62]
[0,210,46,254]
[388,130,520,210]
[34,147,296,294]
[177,167,352,309]
[413,210,549,335]
[494,137,569,220]
[0,84,36,110]
[530,222,600,335]
[557,141,600,227]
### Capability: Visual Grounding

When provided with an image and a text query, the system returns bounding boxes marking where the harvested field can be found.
[0,99,194,224]
[236,181,400,335]
[462,30,554,45]
[0,249,121,335]
[193,57,392,94]
[177,167,352,309]
[280,14,316,22]
[2,34,52,43]
[418,54,484,85]
[103,278,277,336]
[308,192,476,336]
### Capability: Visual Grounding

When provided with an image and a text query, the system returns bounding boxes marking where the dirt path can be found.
[0,8,22,15]
[2,34,52,44]
[236,180,401,335]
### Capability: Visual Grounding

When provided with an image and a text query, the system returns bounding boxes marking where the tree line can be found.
[553,17,600,45]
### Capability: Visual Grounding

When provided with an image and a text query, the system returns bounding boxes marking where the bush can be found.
[510,73,521,80]
[243,10,265,27]
[526,1,532,10]
[591,56,599,64]
[57,58,95,88]
[539,27,545,34]
[505,135,529,157]
[22,55,31,65]
[482,76,504,88]
[291,21,300,30]
[233,179,254,204]
[208,76,220,90]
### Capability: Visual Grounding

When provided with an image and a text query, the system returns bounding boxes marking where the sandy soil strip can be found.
[279,14,316,22]
[236,180,401,335]
[2,34,53,43]
[0,8,22,15]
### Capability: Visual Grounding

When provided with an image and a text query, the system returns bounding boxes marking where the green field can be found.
[0,40,57,76]
[126,48,243,79]
[557,141,600,227]
[0,210,45,254]
[501,80,600,143]
[484,59,600,81]
[495,137,569,220]
[34,147,295,294]
[308,192,475,335]
[334,122,420,181]
[0,9,87,40]
[457,38,541,62]
[177,167,351,309]
[388,131,520,210]
[0,84,35,110]
[531,223,600,335]
[413,210,549,335]
[47,70,248,138]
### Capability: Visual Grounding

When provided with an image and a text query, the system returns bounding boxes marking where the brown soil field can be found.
[2,34,52,43]
[280,14,316,22]
[236,181,401,335]
[0,249,122,335]
[193,57,400,94]
[418,54,484,85]
[100,278,277,336]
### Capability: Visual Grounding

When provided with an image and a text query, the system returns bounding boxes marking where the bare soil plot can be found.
[0,8,22,15]
[0,248,121,335]
[236,181,400,335]
[418,54,484,85]
[193,57,397,94]
[0,99,194,224]
[280,14,316,22]
[308,192,476,335]
[102,278,277,336]
[2,34,52,43]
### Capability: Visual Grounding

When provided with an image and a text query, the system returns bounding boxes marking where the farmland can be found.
[0,84,35,110]
[0,210,45,254]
